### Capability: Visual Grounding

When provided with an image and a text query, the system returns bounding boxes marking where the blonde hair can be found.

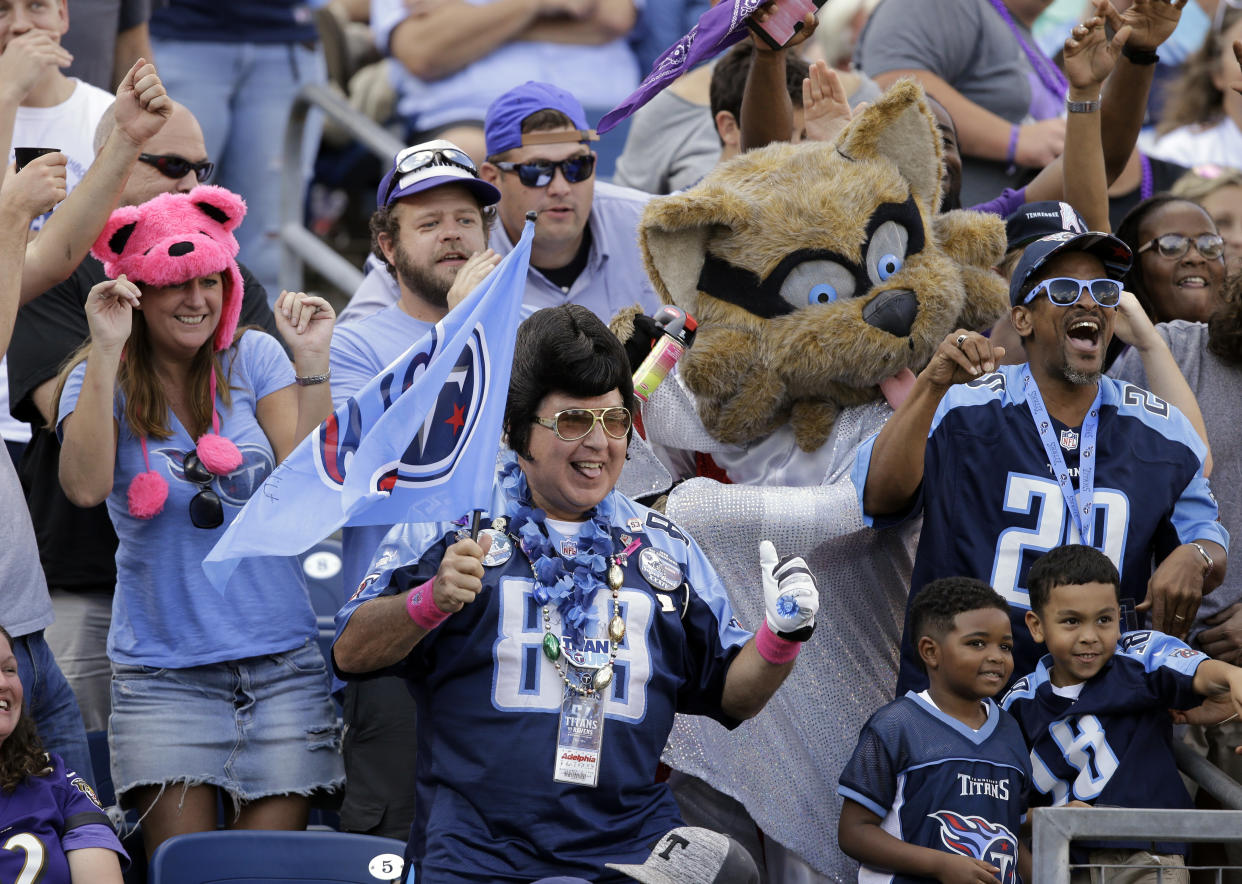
[1171,165,1242,204]
[1157,8,1242,135]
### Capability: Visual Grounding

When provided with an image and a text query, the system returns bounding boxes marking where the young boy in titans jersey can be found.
[1002,544,1242,881]
[838,578,1031,883]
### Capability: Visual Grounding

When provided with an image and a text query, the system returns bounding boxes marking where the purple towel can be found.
[597,0,767,134]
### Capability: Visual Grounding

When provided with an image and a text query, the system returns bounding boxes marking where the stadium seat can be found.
[299,535,346,619]
[148,830,408,884]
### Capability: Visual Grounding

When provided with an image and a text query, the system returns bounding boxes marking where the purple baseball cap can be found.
[376,139,500,209]
[483,81,599,157]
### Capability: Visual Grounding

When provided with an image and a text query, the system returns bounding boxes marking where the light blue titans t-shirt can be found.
[58,330,316,668]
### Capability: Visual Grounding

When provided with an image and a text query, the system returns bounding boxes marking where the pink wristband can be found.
[755,621,802,665]
[406,578,451,630]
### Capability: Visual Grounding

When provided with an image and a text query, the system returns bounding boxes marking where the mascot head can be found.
[638,80,1008,451]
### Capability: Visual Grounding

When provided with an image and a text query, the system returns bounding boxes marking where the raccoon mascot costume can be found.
[619,81,1010,880]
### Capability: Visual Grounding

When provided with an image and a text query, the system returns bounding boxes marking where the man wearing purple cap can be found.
[855,230,1228,694]
[328,138,502,839]
[477,81,661,323]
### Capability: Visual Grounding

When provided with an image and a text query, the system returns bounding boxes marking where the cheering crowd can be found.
[3,0,1242,882]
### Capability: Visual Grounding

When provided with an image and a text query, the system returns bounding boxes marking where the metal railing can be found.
[1031,747,1242,883]
[279,82,406,296]
[1031,807,1242,882]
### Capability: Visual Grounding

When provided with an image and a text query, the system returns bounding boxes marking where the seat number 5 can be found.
[991,473,1128,607]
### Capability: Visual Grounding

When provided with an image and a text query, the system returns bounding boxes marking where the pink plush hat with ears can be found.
[91,184,247,353]
[91,185,249,519]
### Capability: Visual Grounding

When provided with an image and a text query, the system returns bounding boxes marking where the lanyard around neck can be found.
[1022,370,1102,547]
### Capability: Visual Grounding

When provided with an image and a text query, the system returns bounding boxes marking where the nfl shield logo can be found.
[1059,429,1079,450]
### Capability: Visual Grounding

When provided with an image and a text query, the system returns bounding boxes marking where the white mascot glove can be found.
[759,540,819,639]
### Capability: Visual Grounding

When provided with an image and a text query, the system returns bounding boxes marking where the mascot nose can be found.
[168,241,195,257]
[862,289,918,337]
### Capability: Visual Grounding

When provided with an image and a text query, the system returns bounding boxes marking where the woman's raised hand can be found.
[85,275,141,353]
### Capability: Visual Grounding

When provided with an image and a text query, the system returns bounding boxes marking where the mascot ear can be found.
[188,184,247,233]
[836,79,942,212]
[639,182,750,311]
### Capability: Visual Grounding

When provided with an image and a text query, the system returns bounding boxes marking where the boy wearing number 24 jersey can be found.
[1002,544,1242,881]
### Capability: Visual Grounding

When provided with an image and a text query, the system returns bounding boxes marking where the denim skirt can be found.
[109,639,344,802]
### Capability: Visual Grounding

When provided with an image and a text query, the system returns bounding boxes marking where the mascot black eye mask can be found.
[631,80,1009,452]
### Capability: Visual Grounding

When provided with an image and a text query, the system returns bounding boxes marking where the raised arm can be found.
[720,542,818,720]
[21,59,171,303]
[255,292,335,463]
[862,330,1004,516]
[738,6,818,152]
[0,31,74,188]
[58,278,139,506]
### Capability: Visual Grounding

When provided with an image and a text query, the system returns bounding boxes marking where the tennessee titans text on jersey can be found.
[838,692,1031,884]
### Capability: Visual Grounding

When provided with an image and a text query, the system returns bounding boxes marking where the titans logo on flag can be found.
[930,811,1019,883]
[371,328,487,492]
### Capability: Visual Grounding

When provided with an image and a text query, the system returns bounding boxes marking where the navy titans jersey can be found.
[838,693,1030,884]
[334,491,751,884]
[853,365,1226,691]
[1001,631,1205,854]
[0,753,127,884]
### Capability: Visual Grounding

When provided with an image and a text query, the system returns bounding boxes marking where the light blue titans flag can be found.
[203,217,534,589]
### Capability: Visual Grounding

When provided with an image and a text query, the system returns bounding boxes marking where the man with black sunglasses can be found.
[478,81,660,323]
[857,229,1229,695]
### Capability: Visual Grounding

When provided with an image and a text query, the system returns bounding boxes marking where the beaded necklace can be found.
[499,457,627,696]
[988,0,1068,103]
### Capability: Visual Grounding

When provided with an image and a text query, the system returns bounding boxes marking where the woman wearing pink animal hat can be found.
[55,185,343,857]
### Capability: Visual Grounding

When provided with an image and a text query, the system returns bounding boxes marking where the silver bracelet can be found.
[1066,98,1101,114]
[295,370,331,386]
[1191,541,1215,575]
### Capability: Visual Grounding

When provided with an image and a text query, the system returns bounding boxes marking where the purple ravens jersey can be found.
[334,491,751,884]
[853,365,1226,692]
[838,693,1030,883]
[0,753,127,884]
[1001,630,1206,855]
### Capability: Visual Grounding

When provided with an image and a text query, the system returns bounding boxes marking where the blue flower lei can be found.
[499,454,616,642]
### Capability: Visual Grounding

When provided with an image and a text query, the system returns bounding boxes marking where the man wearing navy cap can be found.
[478,81,661,323]
[855,230,1228,692]
[328,139,502,839]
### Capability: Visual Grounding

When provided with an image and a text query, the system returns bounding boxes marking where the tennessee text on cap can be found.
[376,138,501,209]
[1009,231,1133,306]
[1005,200,1087,252]
[483,81,600,157]
[604,827,760,884]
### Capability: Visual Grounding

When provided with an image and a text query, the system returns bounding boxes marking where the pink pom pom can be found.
[127,470,168,519]
[196,433,242,475]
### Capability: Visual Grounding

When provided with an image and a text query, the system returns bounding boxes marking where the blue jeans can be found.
[150,38,325,303]
[14,630,94,785]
